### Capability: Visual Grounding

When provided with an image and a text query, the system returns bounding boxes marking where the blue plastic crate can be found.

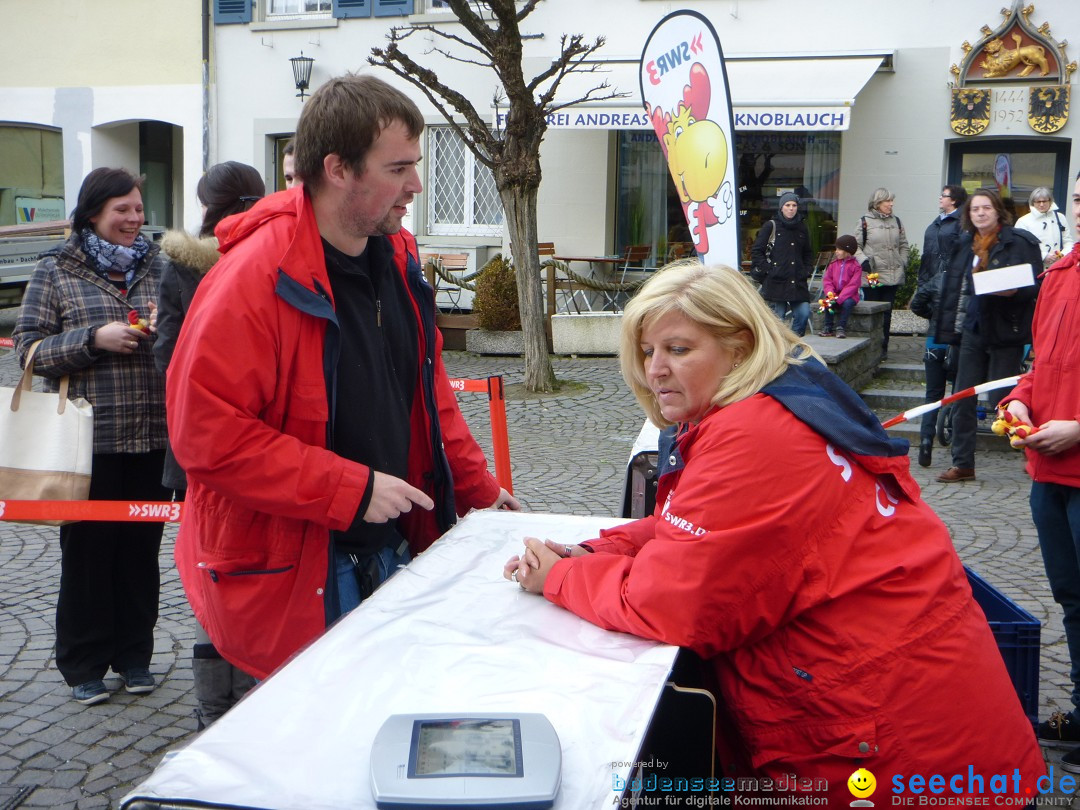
[966,567,1041,726]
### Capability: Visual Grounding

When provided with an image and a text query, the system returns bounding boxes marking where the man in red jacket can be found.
[167,74,517,681]
[1002,170,1080,769]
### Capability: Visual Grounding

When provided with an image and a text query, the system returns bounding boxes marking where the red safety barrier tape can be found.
[0,337,13,348]
[2,377,514,522]
[0,500,183,522]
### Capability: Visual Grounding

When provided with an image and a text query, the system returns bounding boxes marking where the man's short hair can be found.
[282,138,295,156]
[293,73,423,195]
[943,184,967,208]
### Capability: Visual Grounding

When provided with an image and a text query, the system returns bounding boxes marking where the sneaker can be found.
[936,466,975,483]
[835,328,847,339]
[119,668,156,694]
[819,329,834,337]
[1039,711,1080,747]
[72,680,109,705]
[1061,746,1080,774]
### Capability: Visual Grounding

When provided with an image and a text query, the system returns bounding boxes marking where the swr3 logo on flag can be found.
[640,11,738,267]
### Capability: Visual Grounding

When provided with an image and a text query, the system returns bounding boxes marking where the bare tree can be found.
[370,0,626,392]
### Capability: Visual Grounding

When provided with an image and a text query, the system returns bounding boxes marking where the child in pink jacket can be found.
[820,234,863,337]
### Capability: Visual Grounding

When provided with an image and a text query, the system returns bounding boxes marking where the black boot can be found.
[918,438,933,468]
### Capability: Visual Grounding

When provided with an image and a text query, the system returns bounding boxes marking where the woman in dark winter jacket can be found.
[750,191,813,336]
[154,160,264,728]
[933,188,1041,484]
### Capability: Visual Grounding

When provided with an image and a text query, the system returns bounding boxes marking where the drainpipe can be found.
[202,0,210,172]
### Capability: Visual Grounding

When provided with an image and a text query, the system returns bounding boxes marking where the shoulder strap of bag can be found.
[12,340,70,415]
[861,216,867,248]
[1058,211,1066,250]
[768,219,777,248]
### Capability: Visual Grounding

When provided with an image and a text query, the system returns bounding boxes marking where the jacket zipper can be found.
[205,564,294,582]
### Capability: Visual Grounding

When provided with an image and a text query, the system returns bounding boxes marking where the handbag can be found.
[750,220,776,284]
[0,341,94,524]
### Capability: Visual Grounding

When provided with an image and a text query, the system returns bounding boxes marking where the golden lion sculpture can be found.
[980,33,1050,79]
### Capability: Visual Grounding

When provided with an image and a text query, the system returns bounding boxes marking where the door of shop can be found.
[948,139,1072,221]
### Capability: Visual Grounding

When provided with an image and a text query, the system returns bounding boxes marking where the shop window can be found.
[426,126,502,237]
[0,125,65,227]
[268,0,331,15]
[949,140,1071,222]
[737,132,840,262]
[614,130,841,266]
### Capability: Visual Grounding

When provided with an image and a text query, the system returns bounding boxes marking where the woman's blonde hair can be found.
[619,261,815,427]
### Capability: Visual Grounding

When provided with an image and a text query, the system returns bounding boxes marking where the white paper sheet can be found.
[972,262,1035,295]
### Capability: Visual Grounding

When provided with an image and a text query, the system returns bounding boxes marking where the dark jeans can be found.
[823,298,857,332]
[56,450,168,686]
[329,543,412,621]
[950,329,1024,469]
[768,300,810,337]
[1031,481,1080,715]
[920,346,949,442]
[861,284,898,351]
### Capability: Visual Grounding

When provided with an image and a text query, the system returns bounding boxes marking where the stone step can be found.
[861,387,934,412]
[877,361,925,383]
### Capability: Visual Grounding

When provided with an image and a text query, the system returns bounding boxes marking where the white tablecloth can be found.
[122,510,679,810]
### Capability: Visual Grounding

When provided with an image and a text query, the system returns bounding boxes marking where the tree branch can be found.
[515,0,542,23]
[369,42,499,169]
[402,21,492,62]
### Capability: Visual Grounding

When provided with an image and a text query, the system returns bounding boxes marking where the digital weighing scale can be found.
[370,713,561,809]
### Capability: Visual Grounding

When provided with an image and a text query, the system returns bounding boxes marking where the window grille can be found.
[427,127,502,237]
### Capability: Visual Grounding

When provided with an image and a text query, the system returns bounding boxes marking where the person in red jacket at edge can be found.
[168,74,518,683]
[1001,171,1080,773]
[505,263,1044,804]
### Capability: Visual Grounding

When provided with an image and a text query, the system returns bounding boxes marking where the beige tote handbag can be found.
[0,340,93,523]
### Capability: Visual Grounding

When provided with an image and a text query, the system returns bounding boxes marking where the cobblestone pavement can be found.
[0,332,1075,807]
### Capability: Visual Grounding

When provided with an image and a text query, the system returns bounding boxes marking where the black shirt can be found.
[324,237,419,555]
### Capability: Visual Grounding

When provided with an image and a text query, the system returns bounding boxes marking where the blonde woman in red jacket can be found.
[507,262,1043,805]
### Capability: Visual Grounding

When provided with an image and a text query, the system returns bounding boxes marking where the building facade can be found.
[7,0,1073,275]
[0,0,206,233]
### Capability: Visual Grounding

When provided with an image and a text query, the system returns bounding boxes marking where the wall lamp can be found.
[290,51,314,101]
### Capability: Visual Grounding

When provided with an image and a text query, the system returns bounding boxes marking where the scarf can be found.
[971,227,1000,272]
[80,228,150,288]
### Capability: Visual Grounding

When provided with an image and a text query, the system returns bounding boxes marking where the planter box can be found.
[465,328,525,356]
[551,312,622,356]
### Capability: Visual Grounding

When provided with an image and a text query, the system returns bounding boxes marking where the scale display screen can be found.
[371,713,561,809]
[412,718,523,778]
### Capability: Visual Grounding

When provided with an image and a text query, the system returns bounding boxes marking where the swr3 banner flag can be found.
[640,11,739,267]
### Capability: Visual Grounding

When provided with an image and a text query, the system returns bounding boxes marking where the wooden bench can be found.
[422,253,478,345]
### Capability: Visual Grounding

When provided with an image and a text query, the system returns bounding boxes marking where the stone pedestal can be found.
[465,329,525,355]
[551,313,622,356]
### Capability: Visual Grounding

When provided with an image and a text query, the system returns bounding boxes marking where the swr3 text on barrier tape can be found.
[0,500,183,522]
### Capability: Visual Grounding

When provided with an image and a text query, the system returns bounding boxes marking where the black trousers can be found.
[862,283,898,351]
[56,450,168,686]
[920,346,949,442]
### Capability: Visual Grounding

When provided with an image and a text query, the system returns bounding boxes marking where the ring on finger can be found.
[563,545,572,557]
[511,569,518,583]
